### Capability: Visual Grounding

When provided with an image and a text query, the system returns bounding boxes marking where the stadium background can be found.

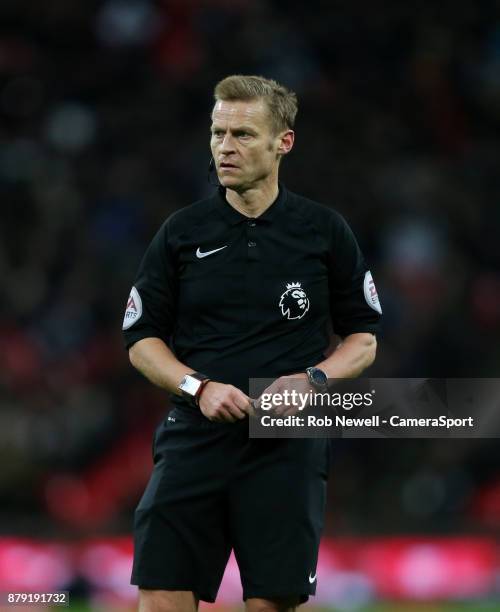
[1,0,499,610]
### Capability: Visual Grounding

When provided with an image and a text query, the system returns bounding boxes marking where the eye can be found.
[211,130,224,137]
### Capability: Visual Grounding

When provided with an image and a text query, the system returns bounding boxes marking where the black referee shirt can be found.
[123,184,382,408]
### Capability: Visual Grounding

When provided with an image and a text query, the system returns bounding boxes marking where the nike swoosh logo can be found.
[308,572,316,584]
[196,245,228,259]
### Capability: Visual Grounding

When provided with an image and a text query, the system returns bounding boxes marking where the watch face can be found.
[180,375,202,396]
[311,368,328,386]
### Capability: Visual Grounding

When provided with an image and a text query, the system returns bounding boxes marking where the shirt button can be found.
[248,241,256,247]
[248,220,256,227]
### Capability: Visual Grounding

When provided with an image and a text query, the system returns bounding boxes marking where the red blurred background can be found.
[0,0,499,609]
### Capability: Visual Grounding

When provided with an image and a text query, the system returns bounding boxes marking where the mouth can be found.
[219,162,238,169]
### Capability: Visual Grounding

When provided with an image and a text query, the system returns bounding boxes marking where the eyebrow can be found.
[210,124,258,134]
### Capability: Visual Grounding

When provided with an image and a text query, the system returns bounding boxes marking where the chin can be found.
[219,175,243,190]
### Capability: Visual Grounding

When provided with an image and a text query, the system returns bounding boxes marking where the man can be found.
[122,75,382,612]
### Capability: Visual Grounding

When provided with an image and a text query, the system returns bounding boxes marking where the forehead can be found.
[211,98,271,130]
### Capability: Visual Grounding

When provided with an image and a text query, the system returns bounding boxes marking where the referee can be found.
[123,75,381,612]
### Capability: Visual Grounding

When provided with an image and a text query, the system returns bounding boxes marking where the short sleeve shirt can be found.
[122,185,382,400]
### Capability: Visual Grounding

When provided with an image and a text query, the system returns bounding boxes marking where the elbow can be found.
[128,343,140,369]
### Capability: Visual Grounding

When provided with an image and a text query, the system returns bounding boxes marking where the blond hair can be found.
[214,75,298,134]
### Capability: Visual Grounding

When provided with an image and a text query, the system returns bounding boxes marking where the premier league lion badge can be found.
[279,281,310,320]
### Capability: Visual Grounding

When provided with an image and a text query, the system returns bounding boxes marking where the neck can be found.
[225,178,280,218]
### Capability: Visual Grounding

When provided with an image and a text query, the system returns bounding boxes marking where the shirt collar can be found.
[214,183,287,226]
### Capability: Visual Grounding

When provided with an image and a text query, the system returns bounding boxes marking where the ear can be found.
[276,130,295,157]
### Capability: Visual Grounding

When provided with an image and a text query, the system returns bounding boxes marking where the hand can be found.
[198,381,252,423]
[253,373,314,417]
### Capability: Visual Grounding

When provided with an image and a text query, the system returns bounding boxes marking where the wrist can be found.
[195,379,211,407]
[305,366,328,391]
[178,372,210,406]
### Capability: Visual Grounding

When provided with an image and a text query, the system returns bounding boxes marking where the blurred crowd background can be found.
[1,0,499,593]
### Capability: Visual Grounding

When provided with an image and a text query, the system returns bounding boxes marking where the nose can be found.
[220,133,236,154]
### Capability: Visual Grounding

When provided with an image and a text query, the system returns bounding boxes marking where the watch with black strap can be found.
[178,372,210,406]
[305,366,328,391]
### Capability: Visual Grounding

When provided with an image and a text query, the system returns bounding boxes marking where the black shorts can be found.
[131,408,329,603]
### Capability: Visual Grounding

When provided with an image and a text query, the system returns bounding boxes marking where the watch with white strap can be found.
[178,372,210,406]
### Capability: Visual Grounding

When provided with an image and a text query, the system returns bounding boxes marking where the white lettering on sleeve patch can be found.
[123,286,142,330]
[363,271,382,314]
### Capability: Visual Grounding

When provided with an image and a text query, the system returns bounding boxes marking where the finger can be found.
[260,385,279,398]
[216,407,237,423]
[282,405,299,417]
[227,404,247,420]
[253,394,279,414]
[205,404,231,422]
[241,390,253,403]
[232,393,252,415]
[231,387,252,403]
[273,393,291,416]
[247,398,259,417]
[274,392,299,416]
[225,388,252,413]
[251,396,262,412]
[223,395,247,420]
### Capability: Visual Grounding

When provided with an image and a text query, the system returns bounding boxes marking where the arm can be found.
[129,337,251,422]
[315,332,377,379]
[129,337,191,396]
[123,222,250,423]
[255,212,381,414]
[255,333,377,416]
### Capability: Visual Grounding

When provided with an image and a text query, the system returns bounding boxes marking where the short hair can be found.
[213,75,298,134]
